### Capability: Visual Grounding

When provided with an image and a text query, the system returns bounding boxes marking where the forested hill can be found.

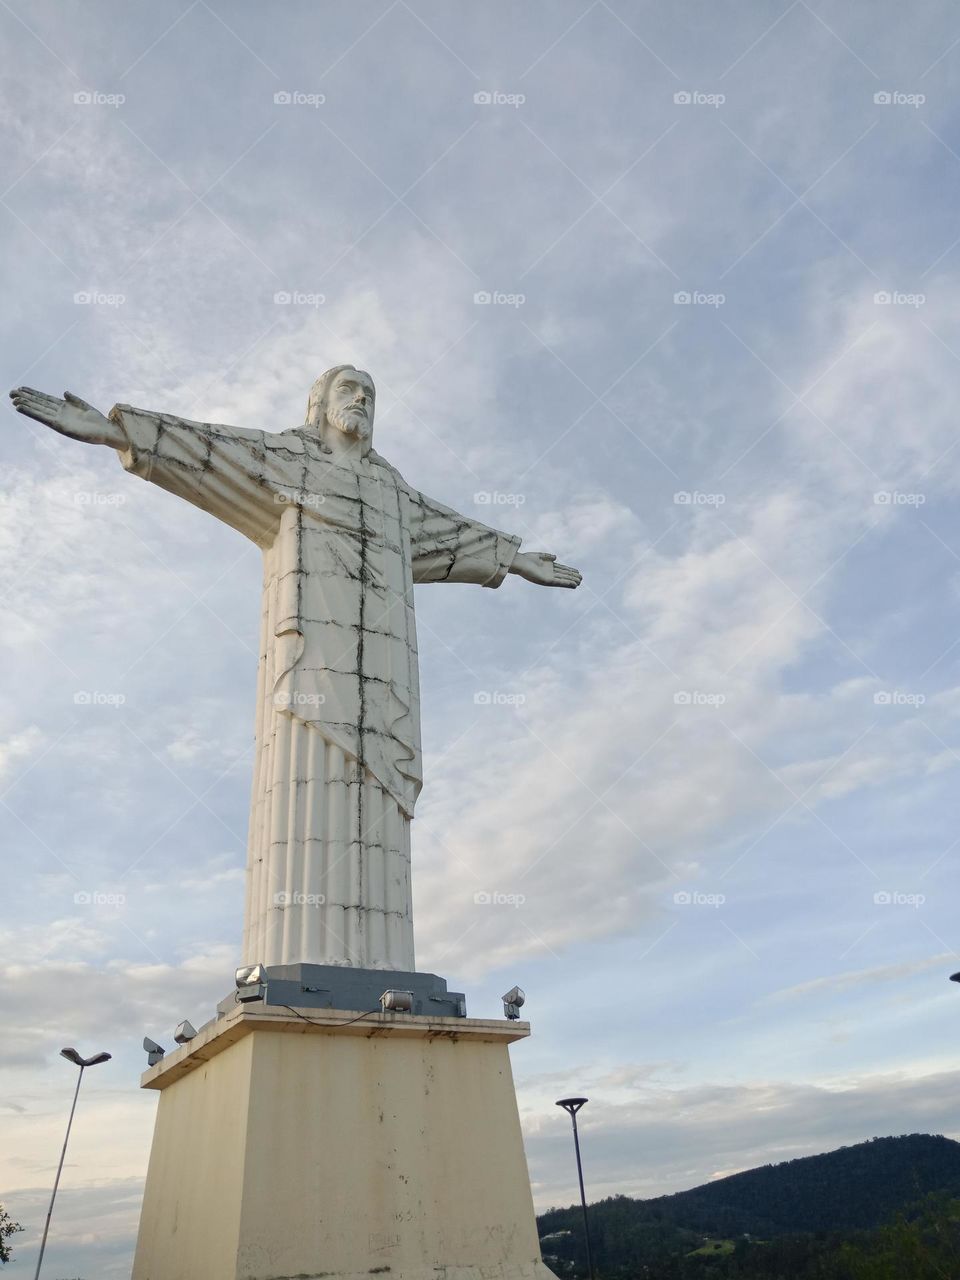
[538,1134,960,1253]
[649,1133,960,1235]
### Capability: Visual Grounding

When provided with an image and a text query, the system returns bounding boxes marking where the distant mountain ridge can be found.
[538,1133,960,1273]
[647,1133,960,1234]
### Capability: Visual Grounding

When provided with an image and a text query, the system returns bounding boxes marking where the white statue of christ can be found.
[10,370,581,972]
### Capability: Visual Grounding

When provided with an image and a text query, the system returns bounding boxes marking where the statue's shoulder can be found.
[261,426,313,455]
[367,448,408,487]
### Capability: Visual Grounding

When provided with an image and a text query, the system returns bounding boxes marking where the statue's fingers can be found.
[10,389,53,413]
[11,401,54,424]
[10,388,64,425]
[12,387,56,406]
[10,387,43,406]
[64,391,91,409]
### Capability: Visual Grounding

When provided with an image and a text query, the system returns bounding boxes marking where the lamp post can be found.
[34,1047,112,1280]
[556,1096,594,1280]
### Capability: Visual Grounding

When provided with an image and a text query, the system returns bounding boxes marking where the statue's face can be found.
[326,369,375,440]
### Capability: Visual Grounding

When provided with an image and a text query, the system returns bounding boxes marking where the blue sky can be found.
[2,1,960,1275]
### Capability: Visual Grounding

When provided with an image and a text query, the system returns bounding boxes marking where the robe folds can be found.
[110,405,521,970]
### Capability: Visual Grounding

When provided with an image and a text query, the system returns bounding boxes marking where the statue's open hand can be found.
[9,387,122,447]
[512,551,582,589]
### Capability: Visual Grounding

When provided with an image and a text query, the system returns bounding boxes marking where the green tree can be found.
[837,1193,960,1280]
[0,1202,23,1264]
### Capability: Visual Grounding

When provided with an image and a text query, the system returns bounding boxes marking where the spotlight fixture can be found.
[380,989,414,1013]
[950,972,960,983]
[502,985,525,1020]
[173,1020,198,1045]
[235,963,268,1002]
[143,1037,165,1067]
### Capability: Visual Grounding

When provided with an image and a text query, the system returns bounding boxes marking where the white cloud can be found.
[767,953,955,1002]
[0,725,44,779]
[522,1065,960,1208]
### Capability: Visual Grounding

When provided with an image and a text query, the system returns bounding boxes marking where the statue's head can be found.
[305,365,375,449]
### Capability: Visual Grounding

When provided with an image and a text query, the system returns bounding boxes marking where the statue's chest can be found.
[312,469,401,540]
[286,464,408,595]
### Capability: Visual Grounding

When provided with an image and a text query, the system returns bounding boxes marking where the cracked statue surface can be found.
[10,369,581,971]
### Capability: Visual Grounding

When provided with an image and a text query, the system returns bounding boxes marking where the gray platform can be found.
[216,963,467,1018]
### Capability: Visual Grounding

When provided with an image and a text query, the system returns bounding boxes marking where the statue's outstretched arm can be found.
[408,483,582,591]
[11,386,283,546]
[9,387,125,448]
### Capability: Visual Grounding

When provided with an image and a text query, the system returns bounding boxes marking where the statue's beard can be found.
[328,404,372,440]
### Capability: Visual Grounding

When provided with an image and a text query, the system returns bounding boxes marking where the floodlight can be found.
[380,989,414,1012]
[235,963,268,1002]
[951,972,960,983]
[143,1037,165,1067]
[236,963,267,987]
[173,1020,198,1045]
[502,985,525,1019]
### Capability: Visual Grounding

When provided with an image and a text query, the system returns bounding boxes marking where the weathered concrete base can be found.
[132,1005,551,1280]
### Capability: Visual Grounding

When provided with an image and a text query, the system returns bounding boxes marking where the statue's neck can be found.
[312,420,372,462]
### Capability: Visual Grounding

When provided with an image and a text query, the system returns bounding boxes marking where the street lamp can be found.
[556,1096,594,1280]
[34,1047,112,1280]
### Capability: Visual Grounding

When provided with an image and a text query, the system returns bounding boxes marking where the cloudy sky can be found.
[2,1,960,1275]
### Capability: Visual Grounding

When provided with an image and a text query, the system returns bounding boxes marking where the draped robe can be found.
[109,404,521,970]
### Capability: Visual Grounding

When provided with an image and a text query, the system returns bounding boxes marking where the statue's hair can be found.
[305,365,359,425]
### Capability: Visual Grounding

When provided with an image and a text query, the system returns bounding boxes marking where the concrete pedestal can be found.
[132,1004,552,1280]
